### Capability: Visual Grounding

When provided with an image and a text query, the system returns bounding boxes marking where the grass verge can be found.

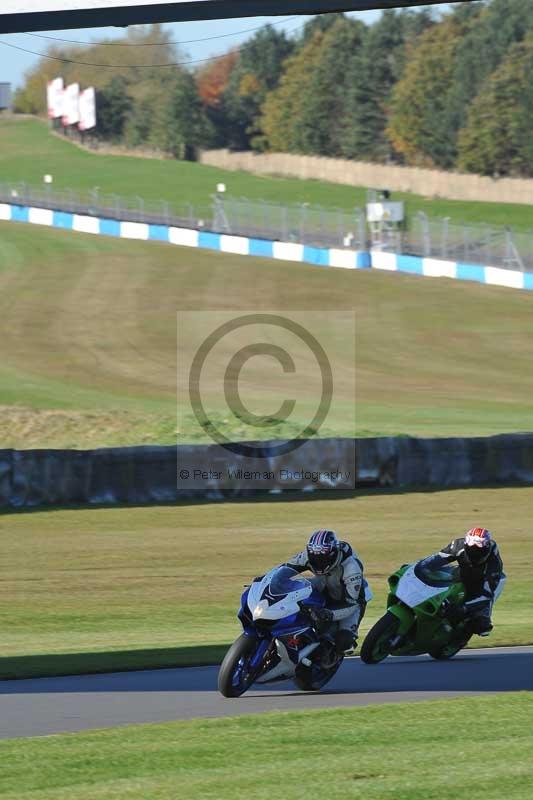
[1,487,531,679]
[0,645,227,681]
[1,220,533,447]
[1,695,532,798]
[2,117,533,230]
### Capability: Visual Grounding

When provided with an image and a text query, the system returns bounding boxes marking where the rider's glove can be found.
[312,608,334,631]
[445,603,467,625]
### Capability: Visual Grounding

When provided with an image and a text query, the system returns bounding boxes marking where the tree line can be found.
[14,0,533,177]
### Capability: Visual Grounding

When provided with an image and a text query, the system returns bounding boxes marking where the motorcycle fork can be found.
[249,639,270,672]
[389,605,417,651]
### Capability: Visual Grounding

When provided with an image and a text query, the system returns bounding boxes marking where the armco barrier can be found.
[2,433,533,508]
[1,200,530,291]
[0,201,369,271]
[370,250,530,291]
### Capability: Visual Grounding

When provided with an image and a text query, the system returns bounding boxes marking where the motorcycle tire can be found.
[429,636,470,660]
[360,611,400,664]
[217,633,259,698]
[293,657,343,692]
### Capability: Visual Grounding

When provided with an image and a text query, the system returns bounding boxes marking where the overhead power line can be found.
[21,16,299,47]
[0,23,303,69]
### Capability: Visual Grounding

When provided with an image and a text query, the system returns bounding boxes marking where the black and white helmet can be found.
[307,529,342,575]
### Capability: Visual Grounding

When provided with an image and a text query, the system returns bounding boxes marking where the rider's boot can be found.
[335,629,357,656]
[471,615,493,636]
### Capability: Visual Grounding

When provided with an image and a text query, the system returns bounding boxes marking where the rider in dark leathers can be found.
[420,527,505,635]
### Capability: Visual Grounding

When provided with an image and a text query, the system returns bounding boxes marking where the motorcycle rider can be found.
[282,529,371,655]
[421,527,505,635]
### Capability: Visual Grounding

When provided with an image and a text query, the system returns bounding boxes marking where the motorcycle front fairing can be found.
[237,567,326,683]
[385,560,466,652]
[239,567,323,630]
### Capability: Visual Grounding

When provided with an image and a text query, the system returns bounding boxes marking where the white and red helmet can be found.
[464,527,492,563]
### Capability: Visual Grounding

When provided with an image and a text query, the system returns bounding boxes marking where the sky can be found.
[0,4,452,89]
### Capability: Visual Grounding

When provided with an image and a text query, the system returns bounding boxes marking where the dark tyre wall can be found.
[1,433,533,509]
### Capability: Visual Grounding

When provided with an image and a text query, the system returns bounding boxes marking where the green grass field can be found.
[1,695,532,799]
[1,487,531,678]
[1,219,533,448]
[1,120,531,787]
[2,117,533,229]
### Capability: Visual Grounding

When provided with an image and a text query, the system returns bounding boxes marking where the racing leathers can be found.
[422,537,505,634]
[284,541,371,651]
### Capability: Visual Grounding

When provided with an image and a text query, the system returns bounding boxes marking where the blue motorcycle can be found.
[218,565,345,697]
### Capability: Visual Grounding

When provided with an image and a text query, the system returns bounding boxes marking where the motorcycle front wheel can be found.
[360,611,400,664]
[217,633,259,698]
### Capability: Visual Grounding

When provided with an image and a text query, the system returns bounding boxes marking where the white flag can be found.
[62,82,80,126]
[46,76,63,119]
[79,87,97,131]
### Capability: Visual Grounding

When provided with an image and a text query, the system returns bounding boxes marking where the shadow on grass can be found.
[0,643,229,681]
[2,482,532,517]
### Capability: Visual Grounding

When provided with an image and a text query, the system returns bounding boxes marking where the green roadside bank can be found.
[0,645,228,681]
[2,638,531,682]
[1,695,532,799]
[3,117,533,231]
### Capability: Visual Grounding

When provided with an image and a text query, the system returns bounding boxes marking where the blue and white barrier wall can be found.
[371,249,531,291]
[0,202,370,270]
[1,201,530,290]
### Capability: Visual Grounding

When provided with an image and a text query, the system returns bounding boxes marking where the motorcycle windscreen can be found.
[395,564,453,608]
[268,566,310,596]
[414,560,461,587]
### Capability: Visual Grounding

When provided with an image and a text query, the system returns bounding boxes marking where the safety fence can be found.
[402,213,532,272]
[2,181,533,271]
[212,195,366,250]
[0,182,366,251]
[2,433,533,508]
[4,198,533,290]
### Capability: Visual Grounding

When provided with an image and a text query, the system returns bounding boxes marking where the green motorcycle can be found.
[361,558,473,663]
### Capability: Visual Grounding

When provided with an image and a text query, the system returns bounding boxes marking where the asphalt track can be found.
[1,645,532,740]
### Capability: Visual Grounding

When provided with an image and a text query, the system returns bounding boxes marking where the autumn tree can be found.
[340,8,434,162]
[447,0,533,139]
[259,8,433,160]
[386,15,472,168]
[95,76,132,141]
[162,71,215,158]
[14,24,178,115]
[299,12,346,44]
[457,37,533,176]
[386,0,533,170]
[196,51,238,109]
[295,16,366,157]
[260,30,326,153]
[221,25,294,150]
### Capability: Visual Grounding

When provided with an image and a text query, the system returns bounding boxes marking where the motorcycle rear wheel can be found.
[293,657,343,691]
[217,633,259,697]
[360,611,400,664]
